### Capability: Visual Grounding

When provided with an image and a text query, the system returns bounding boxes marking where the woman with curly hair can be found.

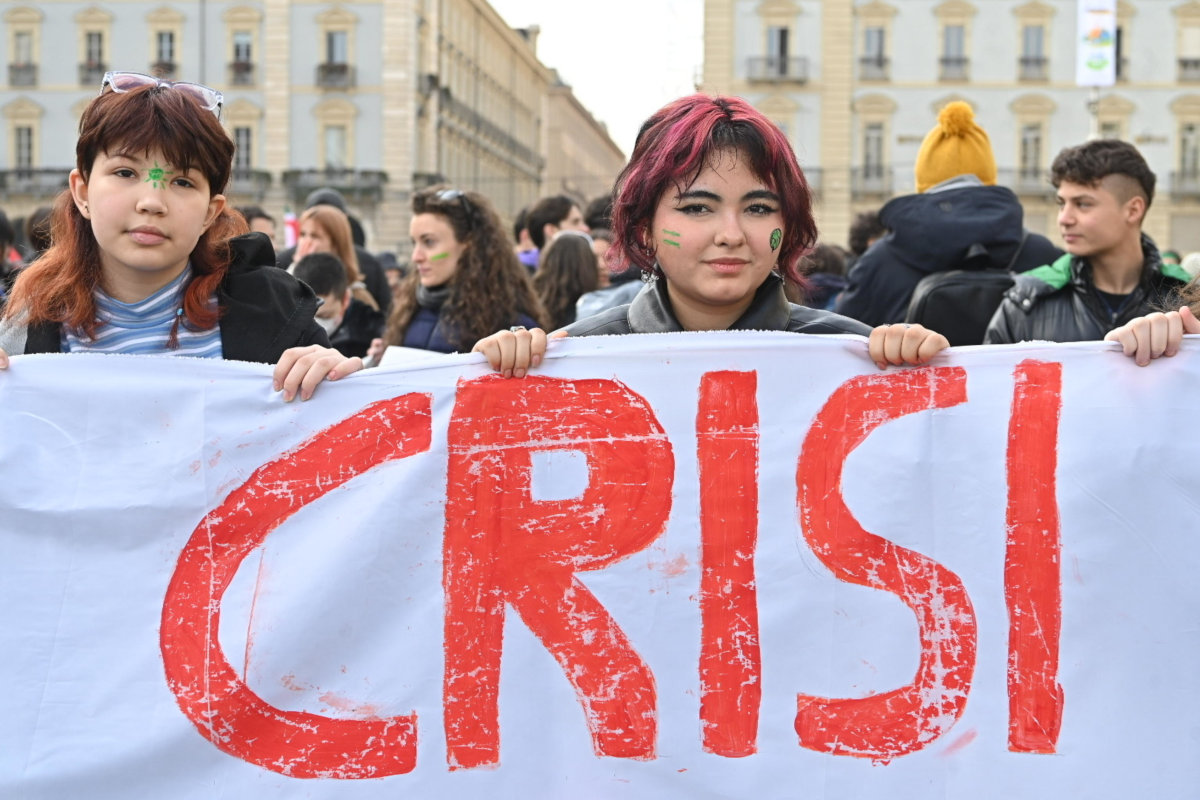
[533,231,599,330]
[370,187,546,356]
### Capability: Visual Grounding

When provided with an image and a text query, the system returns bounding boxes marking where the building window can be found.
[861,26,889,80]
[1020,25,1047,80]
[767,25,789,78]
[233,31,252,63]
[86,31,103,65]
[324,125,347,169]
[1180,27,1200,81]
[1182,124,1200,177]
[14,125,33,170]
[154,31,176,78]
[864,122,884,179]
[14,30,32,63]
[1019,123,1043,187]
[326,30,348,64]
[234,126,252,171]
[1100,121,1122,140]
[940,24,967,81]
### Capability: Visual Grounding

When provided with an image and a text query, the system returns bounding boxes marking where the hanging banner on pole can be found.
[1077,0,1117,86]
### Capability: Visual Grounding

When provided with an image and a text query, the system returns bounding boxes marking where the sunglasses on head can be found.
[435,188,474,229]
[100,71,224,116]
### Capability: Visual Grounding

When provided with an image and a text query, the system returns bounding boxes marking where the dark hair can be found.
[527,195,577,250]
[1051,139,1156,211]
[4,84,243,336]
[848,210,886,256]
[513,206,529,244]
[386,186,548,350]
[237,204,274,226]
[584,194,613,230]
[292,252,349,298]
[801,243,848,277]
[23,205,53,258]
[610,94,817,285]
[533,232,600,329]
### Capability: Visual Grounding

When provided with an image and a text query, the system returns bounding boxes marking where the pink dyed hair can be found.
[609,94,817,285]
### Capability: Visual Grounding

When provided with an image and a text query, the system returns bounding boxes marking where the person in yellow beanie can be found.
[835,101,1061,334]
[914,101,998,192]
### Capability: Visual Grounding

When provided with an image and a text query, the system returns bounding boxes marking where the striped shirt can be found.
[62,266,223,358]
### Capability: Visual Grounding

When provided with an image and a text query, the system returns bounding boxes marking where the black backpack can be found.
[903,232,1028,347]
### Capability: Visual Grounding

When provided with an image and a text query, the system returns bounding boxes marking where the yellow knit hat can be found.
[914,101,997,193]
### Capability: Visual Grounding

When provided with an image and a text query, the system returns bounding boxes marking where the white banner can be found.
[1077,0,1117,87]
[1,333,1198,799]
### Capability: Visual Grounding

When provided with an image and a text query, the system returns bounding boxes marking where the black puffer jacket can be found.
[565,272,871,337]
[984,235,1191,344]
[834,180,1062,327]
[8,233,329,362]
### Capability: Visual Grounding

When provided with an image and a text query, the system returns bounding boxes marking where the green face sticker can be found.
[430,251,450,261]
[145,162,175,190]
[662,228,682,248]
[770,228,782,252]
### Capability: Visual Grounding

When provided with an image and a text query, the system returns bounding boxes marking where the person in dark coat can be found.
[291,251,384,360]
[985,139,1191,344]
[835,102,1062,327]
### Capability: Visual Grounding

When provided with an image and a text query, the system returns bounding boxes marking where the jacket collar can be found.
[626,271,793,333]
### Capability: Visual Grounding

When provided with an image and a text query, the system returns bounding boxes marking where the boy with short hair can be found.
[985,139,1192,344]
[291,252,384,360]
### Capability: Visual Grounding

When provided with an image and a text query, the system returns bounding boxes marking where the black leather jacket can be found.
[984,235,1191,344]
[565,272,872,337]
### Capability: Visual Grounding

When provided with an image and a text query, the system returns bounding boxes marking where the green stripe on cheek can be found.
[430,252,450,261]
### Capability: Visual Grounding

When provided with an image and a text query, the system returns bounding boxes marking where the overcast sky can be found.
[487,0,705,158]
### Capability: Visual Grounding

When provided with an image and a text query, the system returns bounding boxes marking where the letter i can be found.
[697,371,762,757]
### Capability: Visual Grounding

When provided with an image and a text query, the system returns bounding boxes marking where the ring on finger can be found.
[510,325,527,333]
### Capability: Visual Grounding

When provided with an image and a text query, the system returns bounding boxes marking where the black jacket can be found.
[565,272,872,337]
[984,234,1192,344]
[15,233,329,363]
[835,181,1062,327]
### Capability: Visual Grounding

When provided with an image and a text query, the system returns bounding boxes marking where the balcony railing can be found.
[745,56,809,83]
[151,61,177,81]
[316,62,355,89]
[282,168,387,205]
[939,56,969,82]
[1019,55,1048,81]
[8,63,37,87]
[859,56,890,81]
[79,61,107,86]
[229,60,255,86]
[1179,58,1200,82]
[997,168,1053,198]
[1170,170,1200,199]
[228,169,272,200]
[0,168,71,200]
[851,166,892,199]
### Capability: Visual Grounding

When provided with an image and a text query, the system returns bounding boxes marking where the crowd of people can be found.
[1,71,1198,388]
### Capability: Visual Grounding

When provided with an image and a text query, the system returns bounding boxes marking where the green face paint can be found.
[662,228,682,248]
[430,251,450,261]
[770,228,782,252]
[144,162,175,190]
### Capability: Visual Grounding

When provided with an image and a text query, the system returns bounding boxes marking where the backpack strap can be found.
[1004,229,1031,272]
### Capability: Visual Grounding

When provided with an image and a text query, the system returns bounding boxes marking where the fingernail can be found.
[876,361,888,370]
[503,369,513,378]
[515,368,526,379]
[532,355,542,367]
